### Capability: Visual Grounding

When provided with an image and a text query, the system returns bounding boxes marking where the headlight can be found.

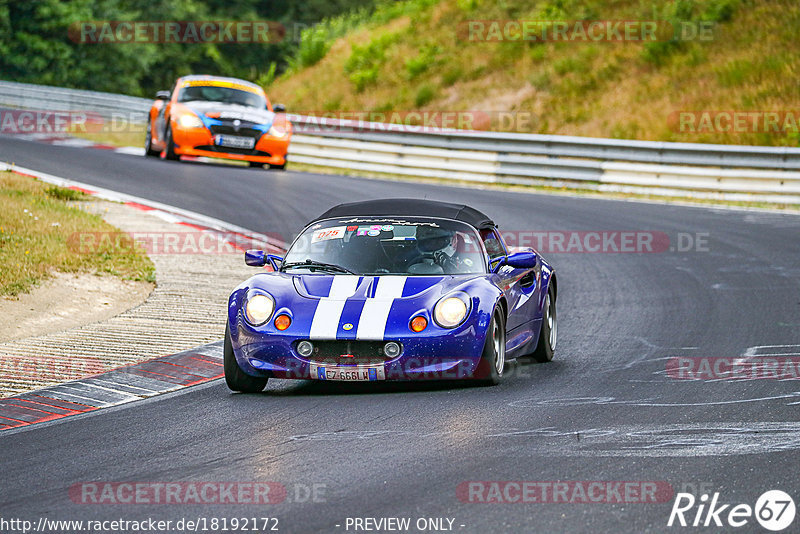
[433,293,470,328]
[268,124,287,138]
[176,113,204,129]
[245,294,274,326]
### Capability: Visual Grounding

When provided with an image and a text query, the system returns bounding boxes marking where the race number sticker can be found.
[311,226,347,243]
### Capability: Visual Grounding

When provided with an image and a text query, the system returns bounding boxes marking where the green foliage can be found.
[553,56,581,75]
[405,44,441,79]
[414,84,436,107]
[715,58,750,87]
[256,62,278,88]
[284,0,438,73]
[290,25,336,70]
[456,0,480,11]
[0,0,382,96]
[344,32,399,92]
[441,66,463,87]
[641,0,739,67]
[704,0,739,22]
[45,186,86,202]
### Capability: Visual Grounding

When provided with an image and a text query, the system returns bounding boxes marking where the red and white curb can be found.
[0,164,288,431]
[0,341,224,432]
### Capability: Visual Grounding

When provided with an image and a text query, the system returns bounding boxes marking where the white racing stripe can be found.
[356,276,407,340]
[309,276,360,339]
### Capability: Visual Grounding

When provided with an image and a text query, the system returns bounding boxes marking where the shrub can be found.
[414,84,436,107]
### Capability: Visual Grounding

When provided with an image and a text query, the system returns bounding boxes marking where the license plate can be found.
[214,134,255,149]
[309,364,385,381]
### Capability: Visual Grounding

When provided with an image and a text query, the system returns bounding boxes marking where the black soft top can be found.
[313,199,495,229]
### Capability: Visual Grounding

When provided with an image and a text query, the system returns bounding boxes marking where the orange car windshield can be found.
[177,85,266,109]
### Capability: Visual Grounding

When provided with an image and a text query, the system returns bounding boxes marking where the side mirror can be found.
[156,90,171,100]
[245,249,266,267]
[505,251,538,269]
[273,103,286,112]
[245,250,284,270]
[492,251,537,272]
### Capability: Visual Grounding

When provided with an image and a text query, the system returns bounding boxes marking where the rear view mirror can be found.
[273,103,286,112]
[155,90,171,100]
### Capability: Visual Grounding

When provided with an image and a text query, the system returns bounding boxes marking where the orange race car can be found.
[145,75,291,169]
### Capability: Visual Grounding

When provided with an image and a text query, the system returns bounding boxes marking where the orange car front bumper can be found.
[171,126,290,165]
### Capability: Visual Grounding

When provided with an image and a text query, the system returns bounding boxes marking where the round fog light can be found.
[297,340,314,357]
[383,342,401,358]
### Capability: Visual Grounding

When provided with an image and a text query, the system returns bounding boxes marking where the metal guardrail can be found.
[287,115,800,171]
[2,80,800,203]
[0,80,150,121]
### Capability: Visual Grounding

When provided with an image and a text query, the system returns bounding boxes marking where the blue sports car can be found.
[225,199,557,391]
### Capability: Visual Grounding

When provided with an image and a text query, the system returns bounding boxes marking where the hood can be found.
[292,274,479,300]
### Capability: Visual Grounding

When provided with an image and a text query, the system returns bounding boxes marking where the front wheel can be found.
[531,284,557,363]
[164,124,179,161]
[224,324,268,393]
[476,307,506,386]
[270,157,287,170]
[144,121,159,157]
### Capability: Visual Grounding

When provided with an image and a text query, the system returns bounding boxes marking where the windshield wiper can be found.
[281,259,356,275]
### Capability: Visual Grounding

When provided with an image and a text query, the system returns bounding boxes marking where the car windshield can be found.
[281,217,487,276]
[177,85,266,108]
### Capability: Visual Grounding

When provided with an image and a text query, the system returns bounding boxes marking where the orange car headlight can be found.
[176,113,204,129]
[268,124,288,139]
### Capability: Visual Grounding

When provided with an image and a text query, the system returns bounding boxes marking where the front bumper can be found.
[230,319,488,381]
[172,126,289,165]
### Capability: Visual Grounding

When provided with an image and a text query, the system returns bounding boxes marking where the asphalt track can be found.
[2,134,800,533]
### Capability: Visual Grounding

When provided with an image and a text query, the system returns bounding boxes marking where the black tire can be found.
[475,307,506,386]
[164,124,179,161]
[531,284,557,363]
[224,324,268,393]
[144,121,159,157]
[248,161,266,168]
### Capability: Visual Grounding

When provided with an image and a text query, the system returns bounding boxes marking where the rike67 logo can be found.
[668,490,795,531]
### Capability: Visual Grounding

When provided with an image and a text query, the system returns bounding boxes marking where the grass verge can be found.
[69,129,145,149]
[0,170,155,297]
